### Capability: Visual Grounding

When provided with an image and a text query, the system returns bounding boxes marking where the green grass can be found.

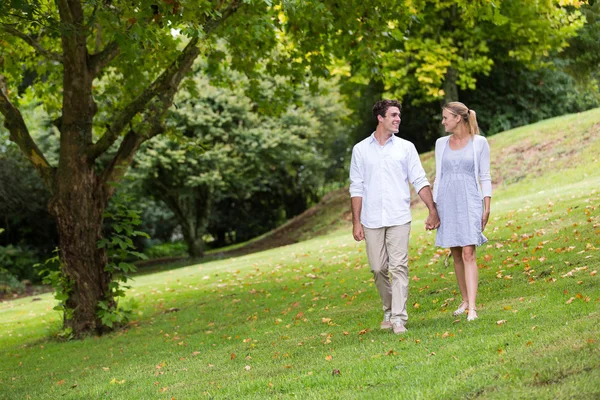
[1,110,599,399]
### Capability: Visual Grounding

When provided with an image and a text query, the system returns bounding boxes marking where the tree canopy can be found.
[0,0,411,337]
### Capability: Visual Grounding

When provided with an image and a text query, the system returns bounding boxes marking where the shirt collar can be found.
[369,132,397,145]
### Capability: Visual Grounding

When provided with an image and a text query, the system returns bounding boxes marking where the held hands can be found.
[353,224,365,241]
[425,210,440,231]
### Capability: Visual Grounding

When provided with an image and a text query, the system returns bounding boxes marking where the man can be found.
[349,99,439,334]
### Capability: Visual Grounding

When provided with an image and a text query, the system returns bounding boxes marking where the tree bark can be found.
[172,188,212,258]
[442,67,459,104]
[49,166,112,336]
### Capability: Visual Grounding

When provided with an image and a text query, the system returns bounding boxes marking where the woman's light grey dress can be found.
[435,140,487,248]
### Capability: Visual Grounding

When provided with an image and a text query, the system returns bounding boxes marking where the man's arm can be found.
[351,197,364,241]
[418,186,440,230]
[349,144,365,241]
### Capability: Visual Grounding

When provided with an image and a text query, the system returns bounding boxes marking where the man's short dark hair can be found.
[372,100,402,120]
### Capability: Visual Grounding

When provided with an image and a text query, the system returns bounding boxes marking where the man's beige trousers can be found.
[363,223,411,325]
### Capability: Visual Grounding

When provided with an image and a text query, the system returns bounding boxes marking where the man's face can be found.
[379,106,401,134]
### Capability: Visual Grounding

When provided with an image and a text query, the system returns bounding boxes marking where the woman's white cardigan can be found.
[433,134,492,203]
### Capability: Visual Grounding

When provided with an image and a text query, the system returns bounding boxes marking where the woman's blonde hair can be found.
[443,101,480,136]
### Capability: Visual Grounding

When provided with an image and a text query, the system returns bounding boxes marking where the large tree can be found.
[134,74,348,256]
[0,0,406,337]
[382,0,587,104]
[343,0,588,147]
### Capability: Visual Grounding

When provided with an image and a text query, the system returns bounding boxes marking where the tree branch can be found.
[86,36,199,162]
[0,75,55,189]
[88,40,120,77]
[100,129,145,198]
[1,25,63,63]
[87,0,243,161]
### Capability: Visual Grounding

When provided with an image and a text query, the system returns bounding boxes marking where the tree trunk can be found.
[442,67,459,104]
[352,78,385,145]
[183,232,205,258]
[49,161,112,337]
[439,67,459,136]
[181,192,211,258]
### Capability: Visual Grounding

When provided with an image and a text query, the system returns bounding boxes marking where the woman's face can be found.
[441,109,461,133]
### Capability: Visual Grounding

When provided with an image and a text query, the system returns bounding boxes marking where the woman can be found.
[433,102,491,321]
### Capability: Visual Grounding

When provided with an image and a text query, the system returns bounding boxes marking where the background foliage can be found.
[0,0,598,288]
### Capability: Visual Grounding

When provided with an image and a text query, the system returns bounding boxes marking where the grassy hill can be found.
[228,106,600,254]
[0,109,599,399]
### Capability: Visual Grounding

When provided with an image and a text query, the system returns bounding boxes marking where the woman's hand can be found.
[482,211,490,231]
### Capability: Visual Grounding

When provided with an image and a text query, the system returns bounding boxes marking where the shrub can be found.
[0,245,40,283]
[0,267,25,294]
[144,241,188,259]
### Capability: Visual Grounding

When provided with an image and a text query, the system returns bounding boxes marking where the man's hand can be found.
[353,224,365,241]
[425,210,440,230]
[351,197,364,241]
[417,186,440,230]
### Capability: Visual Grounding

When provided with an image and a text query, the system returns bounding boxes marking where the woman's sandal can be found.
[467,308,478,321]
[452,302,468,316]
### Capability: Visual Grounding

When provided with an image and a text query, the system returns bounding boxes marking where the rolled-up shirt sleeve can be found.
[479,138,492,198]
[349,145,363,198]
[406,142,430,193]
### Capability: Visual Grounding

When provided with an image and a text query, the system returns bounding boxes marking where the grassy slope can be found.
[0,109,599,399]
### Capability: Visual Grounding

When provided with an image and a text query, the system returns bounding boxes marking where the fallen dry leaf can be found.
[56,380,66,386]
[244,365,251,371]
[325,355,333,361]
[496,320,507,325]
[565,297,575,304]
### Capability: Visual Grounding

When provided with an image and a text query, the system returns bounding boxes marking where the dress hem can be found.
[435,239,488,248]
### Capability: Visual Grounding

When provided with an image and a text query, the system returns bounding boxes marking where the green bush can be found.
[0,267,25,294]
[143,242,188,259]
[0,245,40,283]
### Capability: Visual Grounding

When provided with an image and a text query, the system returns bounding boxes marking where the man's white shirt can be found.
[349,133,430,229]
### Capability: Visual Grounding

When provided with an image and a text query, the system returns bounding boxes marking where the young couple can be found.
[349,100,492,334]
